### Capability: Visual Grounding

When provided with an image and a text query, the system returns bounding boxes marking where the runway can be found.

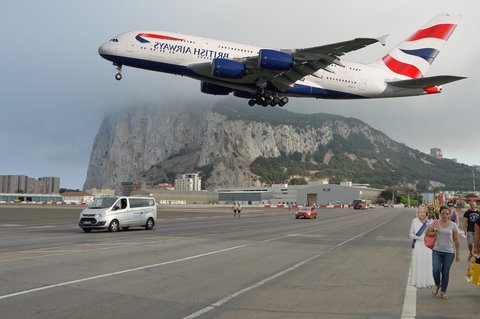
[0,205,477,318]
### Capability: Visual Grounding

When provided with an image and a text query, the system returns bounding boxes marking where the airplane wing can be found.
[386,75,466,88]
[248,37,383,92]
[189,37,383,93]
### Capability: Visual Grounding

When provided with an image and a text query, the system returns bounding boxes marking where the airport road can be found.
[0,205,478,319]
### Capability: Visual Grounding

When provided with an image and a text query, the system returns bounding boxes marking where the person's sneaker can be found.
[440,292,448,300]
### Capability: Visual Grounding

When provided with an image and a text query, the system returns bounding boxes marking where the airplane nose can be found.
[98,43,108,58]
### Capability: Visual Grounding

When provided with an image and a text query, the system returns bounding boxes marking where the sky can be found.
[1,0,479,190]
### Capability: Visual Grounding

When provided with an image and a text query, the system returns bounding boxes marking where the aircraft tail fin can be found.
[372,14,462,78]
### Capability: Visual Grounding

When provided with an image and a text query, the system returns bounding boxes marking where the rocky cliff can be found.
[83,101,474,191]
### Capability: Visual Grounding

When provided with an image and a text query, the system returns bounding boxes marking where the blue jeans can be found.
[432,250,455,293]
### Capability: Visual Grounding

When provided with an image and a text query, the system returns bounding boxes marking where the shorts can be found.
[467,232,475,245]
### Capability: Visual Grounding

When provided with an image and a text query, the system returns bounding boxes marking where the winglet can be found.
[377,34,388,46]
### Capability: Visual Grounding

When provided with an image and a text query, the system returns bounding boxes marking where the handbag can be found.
[424,220,439,249]
[466,255,480,285]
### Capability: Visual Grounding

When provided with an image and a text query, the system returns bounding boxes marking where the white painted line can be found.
[182,213,400,319]
[0,243,249,301]
[401,257,416,319]
[27,226,56,229]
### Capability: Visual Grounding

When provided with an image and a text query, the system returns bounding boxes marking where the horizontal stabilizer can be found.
[387,75,466,88]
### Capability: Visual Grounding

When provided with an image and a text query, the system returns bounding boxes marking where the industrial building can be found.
[296,183,382,207]
[218,182,382,206]
[132,188,218,204]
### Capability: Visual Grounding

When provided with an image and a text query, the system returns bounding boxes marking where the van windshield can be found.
[88,197,118,209]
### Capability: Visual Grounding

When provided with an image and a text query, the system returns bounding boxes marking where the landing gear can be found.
[248,92,288,107]
[114,64,122,81]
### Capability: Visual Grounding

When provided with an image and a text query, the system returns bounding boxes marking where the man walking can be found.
[464,202,480,259]
[232,201,239,217]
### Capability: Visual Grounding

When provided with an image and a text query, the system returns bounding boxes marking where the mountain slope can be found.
[83,101,475,191]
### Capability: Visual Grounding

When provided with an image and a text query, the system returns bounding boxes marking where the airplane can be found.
[98,13,465,107]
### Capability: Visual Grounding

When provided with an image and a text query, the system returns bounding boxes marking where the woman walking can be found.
[409,207,435,288]
[427,205,460,300]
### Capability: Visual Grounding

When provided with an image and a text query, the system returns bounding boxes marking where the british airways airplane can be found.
[98,13,465,107]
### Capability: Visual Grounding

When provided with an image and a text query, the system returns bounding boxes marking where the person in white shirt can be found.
[409,207,435,288]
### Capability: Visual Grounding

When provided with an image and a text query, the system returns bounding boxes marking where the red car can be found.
[295,207,317,219]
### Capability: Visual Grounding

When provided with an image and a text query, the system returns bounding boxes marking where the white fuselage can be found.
[98,31,428,100]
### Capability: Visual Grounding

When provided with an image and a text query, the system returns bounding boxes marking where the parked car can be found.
[295,207,317,219]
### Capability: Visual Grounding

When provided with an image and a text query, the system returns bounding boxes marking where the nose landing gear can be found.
[114,64,122,81]
[248,92,289,107]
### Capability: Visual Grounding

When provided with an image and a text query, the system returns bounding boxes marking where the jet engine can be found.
[212,59,245,79]
[200,81,232,95]
[258,49,293,70]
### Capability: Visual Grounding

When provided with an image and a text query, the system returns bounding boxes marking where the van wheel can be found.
[145,218,155,230]
[108,220,119,232]
[82,228,92,233]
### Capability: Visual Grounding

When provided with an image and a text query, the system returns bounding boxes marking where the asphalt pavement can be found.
[0,205,478,319]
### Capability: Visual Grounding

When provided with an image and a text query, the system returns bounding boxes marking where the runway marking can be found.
[27,226,56,229]
[182,213,400,319]
[401,258,416,319]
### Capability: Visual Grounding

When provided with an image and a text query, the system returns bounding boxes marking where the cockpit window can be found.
[109,38,119,42]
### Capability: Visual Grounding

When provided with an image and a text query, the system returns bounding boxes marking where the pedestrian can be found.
[237,201,242,217]
[232,201,238,217]
[409,207,435,288]
[447,201,459,226]
[463,202,480,260]
[427,205,438,220]
[427,205,460,300]
[474,210,480,256]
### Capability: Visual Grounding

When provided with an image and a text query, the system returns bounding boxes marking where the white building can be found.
[175,173,202,191]
[60,191,94,204]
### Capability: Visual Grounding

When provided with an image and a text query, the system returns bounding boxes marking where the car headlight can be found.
[97,211,107,217]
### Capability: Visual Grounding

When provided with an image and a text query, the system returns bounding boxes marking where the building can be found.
[39,177,60,194]
[175,173,202,191]
[218,186,271,203]
[430,148,443,159]
[60,191,94,204]
[85,188,116,197]
[0,193,62,203]
[132,188,218,204]
[0,175,60,194]
[0,175,27,193]
[119,181,156,196]
[296,184,382,206]
[217,182,382,206]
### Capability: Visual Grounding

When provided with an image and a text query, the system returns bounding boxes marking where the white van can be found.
[78,196,157,232]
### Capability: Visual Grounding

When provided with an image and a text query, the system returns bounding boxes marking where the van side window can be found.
[121,198,127,209]
[130,198,153,208]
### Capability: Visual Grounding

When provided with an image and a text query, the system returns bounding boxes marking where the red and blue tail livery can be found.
[99,14,465,107]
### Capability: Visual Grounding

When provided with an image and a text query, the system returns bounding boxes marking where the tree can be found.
[289,177,307,185]
[379,188,394,203]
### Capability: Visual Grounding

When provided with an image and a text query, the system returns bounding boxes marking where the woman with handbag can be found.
[426,205,460,300]
[409,207,435,287]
